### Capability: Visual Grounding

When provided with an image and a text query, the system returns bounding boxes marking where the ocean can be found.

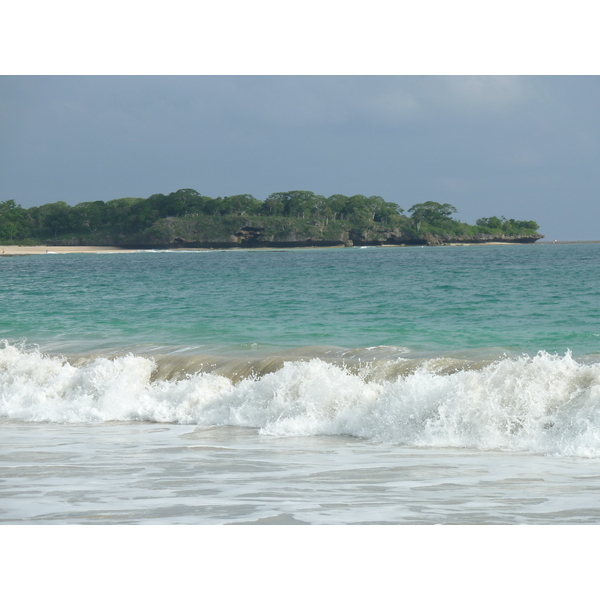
[2,243,600,524]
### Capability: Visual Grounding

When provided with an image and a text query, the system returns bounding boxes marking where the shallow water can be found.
[2,244,600,356]
[2,244,600,524]
[3,422,600,525]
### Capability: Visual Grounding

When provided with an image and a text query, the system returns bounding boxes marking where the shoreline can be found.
[1,241,598,255]
[0,246,140,255]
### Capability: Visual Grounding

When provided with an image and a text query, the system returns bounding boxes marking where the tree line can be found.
[0,189,540,244]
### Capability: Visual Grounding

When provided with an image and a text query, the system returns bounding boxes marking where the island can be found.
[0,190,543,249]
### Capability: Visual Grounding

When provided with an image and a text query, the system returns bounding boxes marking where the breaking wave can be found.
[2,342,600,457]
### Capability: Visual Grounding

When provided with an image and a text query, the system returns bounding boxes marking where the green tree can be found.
[503,219,539,233]
[476,216,504,230]
[262,194,285,216]
[325,195,352,220]
[283,191,320,219]
[0,200,31,240]
[408,201,457,229]
[203,197,224,216]
[163,189,203,217]
[0,199,18,214]
[128,201,160,232]
[220,194,262,216]
[35,201,72,237]
[105,197,144,232]
[1,221,19,240]
[72,201,106,232]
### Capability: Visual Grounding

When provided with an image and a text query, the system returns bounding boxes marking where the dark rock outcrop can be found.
[233,227,265,244]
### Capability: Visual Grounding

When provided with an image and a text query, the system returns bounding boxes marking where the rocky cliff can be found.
[42,215,543,249]
[120,217,543,248]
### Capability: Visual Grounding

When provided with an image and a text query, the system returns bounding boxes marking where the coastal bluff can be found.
[5,221,542,251]
[162,233,540,249]
[112,218,543,249]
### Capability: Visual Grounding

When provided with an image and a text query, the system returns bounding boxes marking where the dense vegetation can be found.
[0,189,542,246]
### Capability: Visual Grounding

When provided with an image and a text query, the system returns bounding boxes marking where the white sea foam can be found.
[134,249,214,253]
[2,343,600,457]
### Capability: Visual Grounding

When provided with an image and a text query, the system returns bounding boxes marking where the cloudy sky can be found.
[1,75,599,241]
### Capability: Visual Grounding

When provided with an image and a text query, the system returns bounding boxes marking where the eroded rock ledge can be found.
[127,226,543,249]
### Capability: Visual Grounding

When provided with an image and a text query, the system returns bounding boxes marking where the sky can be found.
[2,75,599,240]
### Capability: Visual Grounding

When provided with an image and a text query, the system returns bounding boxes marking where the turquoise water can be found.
[2,244,599,357]
[3,243,600,524]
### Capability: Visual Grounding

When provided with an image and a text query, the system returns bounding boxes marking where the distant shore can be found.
[1,241,598,256]
[0,246,139,255]
[536,240,600,244]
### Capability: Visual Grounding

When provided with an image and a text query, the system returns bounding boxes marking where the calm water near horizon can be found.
[2,243,600,523]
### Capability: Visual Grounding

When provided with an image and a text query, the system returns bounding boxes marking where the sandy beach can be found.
[1,242,595,256]
[0,246,139,255]
[2,244,518,255]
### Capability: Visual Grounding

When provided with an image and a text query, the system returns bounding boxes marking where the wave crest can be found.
[2,343,600,456]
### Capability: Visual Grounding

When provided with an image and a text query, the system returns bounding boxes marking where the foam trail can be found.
[2,343,600,457]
